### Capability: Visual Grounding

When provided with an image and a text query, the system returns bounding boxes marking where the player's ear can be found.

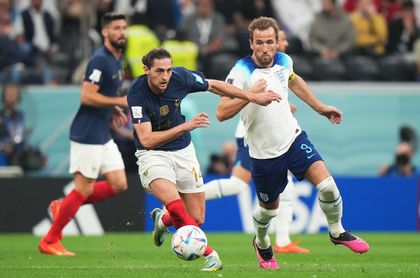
[249,39,253,50]
[143,65,149,74]
[101,27,107,39]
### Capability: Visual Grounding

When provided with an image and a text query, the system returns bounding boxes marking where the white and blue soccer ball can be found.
[171,225,207,261]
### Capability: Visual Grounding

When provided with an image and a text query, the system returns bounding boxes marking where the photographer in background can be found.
[379,126,419,177]
[0,83,46,170]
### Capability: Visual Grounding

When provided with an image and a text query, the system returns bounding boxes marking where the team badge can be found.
[160,105,169,116]
[143,170,148,177]
[275,69,286,83]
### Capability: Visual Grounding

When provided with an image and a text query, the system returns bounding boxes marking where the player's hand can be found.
[248,90,281,106]
[318,105,343,124]
[111,106,128,129]
[249,79,267,94]
[185,112,210,131]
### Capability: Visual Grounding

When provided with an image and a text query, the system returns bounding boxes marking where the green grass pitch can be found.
[1,232,419,277]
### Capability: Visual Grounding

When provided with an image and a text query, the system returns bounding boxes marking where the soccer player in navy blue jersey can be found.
[127,48,280,271]
[39,13,129,256]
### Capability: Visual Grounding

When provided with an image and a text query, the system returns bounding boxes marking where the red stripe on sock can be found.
[44,189,86,243]
[165,199,197,229]
[84,181,117,204]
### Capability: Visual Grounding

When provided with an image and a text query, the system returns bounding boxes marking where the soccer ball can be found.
[171,225,207,261]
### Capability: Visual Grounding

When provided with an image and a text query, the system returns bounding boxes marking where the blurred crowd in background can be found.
[1,0,420,84]
[1,0,420,175]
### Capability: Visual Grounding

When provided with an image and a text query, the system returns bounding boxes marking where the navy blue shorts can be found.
[250,131,323,204]
[235,137,252,172]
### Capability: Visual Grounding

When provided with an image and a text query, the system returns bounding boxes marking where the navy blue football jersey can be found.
[127,67,209,151]
[70,46,123,144]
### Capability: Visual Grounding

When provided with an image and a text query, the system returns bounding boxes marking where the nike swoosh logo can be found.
[307,153,316,159]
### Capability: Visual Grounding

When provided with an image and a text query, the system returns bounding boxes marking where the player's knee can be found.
[316,176,340,201]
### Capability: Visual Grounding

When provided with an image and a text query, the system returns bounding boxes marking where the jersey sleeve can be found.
[285,54,296,82]
[127,82,150,124]
[84,56,108,85]
[225,64,247,90]
[177,67,209,93]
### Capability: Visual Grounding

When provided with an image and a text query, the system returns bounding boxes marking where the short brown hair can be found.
[248,17,280,42]
[101,12,126,28]
[142,48,172,68]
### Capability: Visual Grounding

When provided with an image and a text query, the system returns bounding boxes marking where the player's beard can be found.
[255,53,273,67]
[110,37,127,51]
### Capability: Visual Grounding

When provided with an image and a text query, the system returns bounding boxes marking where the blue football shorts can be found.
[234,137,252,172]
[250,131,323,204]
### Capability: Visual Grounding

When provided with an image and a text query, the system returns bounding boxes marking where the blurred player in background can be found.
[127,48,279,271]
[205,29,310,254]
[219,17,369,270]
[38,12,129,256]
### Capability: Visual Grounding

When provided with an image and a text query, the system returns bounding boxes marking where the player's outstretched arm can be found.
[288,74,342,124]
[215,79,276,121]
[206,79,280,106]
[134,112,210,150]
[216,97,248,122]
[81,82,127,107]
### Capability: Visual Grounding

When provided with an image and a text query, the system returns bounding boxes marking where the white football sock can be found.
[253,205,278,249]
[275,180,294,246]
[316,176,345,238]
[205,176,248,200]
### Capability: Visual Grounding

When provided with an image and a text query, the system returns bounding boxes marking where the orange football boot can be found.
[274,241,311,254]
[38,239,75,256]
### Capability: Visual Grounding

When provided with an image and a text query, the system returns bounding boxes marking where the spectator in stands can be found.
[21,0,57,83]
[206,140,237,176]
[221,140,237,172]
[350,0,388,56]
[206,140,237,175]
[0,83,46,170]
[343,0,381,12]
[379,0,402,23]
[179,0,226,77]
[415,38,420,80]
[234,0,275,56]
[162,29,199,70]
[309,0,355,59]
[271,0,321,53]
[0,0,27,82]
[146,0,180,40]
[0,83,25,165]
[387,0,419,54]
[125,13,160,79]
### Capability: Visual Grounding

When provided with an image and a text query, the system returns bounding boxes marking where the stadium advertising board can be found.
[145,176,420,233]
[0,175,145,234]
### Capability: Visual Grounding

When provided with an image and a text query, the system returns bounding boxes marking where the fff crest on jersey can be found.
[160,105,169,116]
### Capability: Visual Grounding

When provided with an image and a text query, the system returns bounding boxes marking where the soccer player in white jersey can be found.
[205,30,310,254]
[217,17,369,270]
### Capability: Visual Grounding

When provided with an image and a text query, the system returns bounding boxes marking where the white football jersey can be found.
[226,52,301,159]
